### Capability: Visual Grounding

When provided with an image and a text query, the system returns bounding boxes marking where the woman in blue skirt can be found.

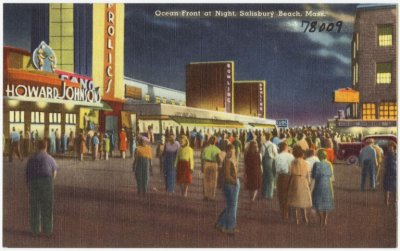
[311,149,334,226]
[163,134,180,193]
[133,137,153,196]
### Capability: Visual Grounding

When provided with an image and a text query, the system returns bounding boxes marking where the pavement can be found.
[2,149,397,248]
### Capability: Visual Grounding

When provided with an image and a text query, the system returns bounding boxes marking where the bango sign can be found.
[276,119,289,128]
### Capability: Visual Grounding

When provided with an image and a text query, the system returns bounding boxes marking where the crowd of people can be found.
[133,126,397,234]
[6,127,138,162]
[16,125,397,237]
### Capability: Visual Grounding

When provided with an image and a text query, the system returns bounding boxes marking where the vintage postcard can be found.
[2,1,398,248]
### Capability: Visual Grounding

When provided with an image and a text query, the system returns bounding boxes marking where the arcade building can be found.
[4,3,277,145]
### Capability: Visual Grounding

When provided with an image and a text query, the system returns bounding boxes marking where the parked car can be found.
[337,134,397,165]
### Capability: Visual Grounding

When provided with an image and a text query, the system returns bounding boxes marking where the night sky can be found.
[3,3,357,126]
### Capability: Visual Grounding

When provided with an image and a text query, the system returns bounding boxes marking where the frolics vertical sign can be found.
[225,63,232,113]
[104,3,116,99]
[258,82,264,118]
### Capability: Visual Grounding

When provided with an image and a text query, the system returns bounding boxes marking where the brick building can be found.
[330,4,397,135]
[349,4,397,120]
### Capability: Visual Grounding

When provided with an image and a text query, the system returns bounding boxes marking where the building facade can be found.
[30,3,125,134]
[3,46,103,141]
[331,4,397,135]
[186,61,234,113]
[233,81,266,118]
[125,77,186,106]
[350,4,397,120]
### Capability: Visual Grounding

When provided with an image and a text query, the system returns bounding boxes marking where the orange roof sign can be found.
[333,88,360,103]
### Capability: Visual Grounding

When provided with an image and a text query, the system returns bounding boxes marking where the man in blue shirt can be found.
[9,127,22,162]
[26,139,58,235]
[92,132,100,160]
[359,138,378,191]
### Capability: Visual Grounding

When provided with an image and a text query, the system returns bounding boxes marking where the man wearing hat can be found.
[359,138,378,191]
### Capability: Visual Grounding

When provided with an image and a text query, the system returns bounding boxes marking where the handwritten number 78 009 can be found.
[302,21,343,32]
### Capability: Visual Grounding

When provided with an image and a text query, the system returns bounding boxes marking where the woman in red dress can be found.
[175,135,194,197]
[119,128,127,159]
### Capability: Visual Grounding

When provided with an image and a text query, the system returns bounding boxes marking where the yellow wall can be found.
[49,3,74,72]
[92,4,105,93]
[92,3,125,100]
[114,3,125,100]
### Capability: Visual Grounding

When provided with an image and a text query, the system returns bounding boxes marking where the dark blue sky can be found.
[4,3,357,126]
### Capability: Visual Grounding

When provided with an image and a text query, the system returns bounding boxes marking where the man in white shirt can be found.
[273,142,294,219]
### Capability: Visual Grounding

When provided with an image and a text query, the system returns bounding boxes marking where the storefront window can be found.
[31,112,45,124]
[378,25,392,47]
[49,113,62,124]
[9,111,24,123]
[362,103,376,120]
[379,102,397,120]
[65,113,77,124]
[376,63,391,84]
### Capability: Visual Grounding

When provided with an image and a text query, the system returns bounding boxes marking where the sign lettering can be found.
[104,3,116,98]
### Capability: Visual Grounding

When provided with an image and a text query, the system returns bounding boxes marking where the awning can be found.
[170,116,244,128]
[249,123,276,129]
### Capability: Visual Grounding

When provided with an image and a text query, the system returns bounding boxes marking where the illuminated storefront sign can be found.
[104,3,116,98]
[57,70,96,90]
[258,83,264,118]
[5,82,101,104]
[333,88,360,103]
[276,119,289,128]
[225,63,232,113]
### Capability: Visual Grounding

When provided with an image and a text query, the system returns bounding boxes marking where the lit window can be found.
[353,41,356,59]
[171,99,175,105]
[9,111,14,123]
[145,95,150,102]
[378,25,392,47]
[9,111,25,123]
[376,63,391,84]
[155,96,161,104]
[379,102,397,120]
[162,97,167,104]
[356,33,359,51]
[49,113,61,124]
[355,63,358,84]
[362,103,376,120]
[352,65,356,86]
[65,113,76,124]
